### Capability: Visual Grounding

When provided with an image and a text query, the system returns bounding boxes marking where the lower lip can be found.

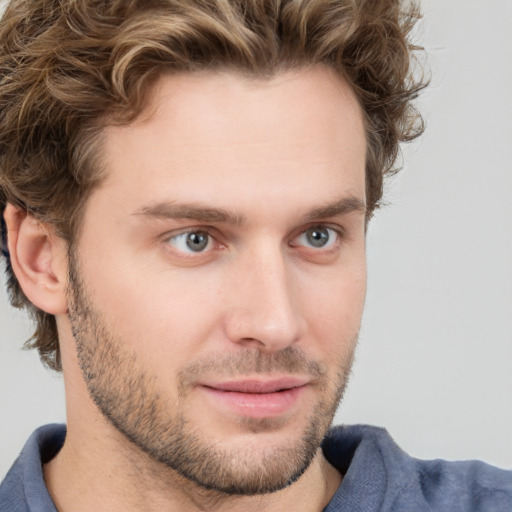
[200,386,306,419]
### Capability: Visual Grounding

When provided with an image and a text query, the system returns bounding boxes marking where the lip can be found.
[204,377,310,393]
[198,377,310,419]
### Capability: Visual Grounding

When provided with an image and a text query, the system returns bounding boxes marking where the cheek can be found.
[302,262,366,353]
[80,251,224,367]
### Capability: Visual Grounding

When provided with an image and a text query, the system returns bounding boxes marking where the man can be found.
[0,0,510,511]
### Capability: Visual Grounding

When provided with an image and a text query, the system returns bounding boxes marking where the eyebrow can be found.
[133,195,366,225]
[133,202,244,225]
[300,196,367,223]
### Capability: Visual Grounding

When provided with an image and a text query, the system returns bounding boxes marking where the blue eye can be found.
[167,231,211,253]
[295,226,338,249]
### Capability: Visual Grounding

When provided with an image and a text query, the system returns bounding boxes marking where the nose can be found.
[223,242,305,352]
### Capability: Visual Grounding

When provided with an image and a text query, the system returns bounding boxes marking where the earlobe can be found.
[3,204,68,315]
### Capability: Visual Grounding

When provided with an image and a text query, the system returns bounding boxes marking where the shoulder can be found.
[416,457,512,511]
[0,424,65,512]
[323,425,512,512]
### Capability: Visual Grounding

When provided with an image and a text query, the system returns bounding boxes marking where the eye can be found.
[166,230,212,254]
[293,226,339,249]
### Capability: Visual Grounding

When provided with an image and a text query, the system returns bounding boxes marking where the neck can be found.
[44,417,341,512]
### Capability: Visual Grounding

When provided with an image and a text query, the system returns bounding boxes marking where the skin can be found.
[5,65,367,511]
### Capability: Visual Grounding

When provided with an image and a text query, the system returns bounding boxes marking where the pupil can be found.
[186,232,208,251]
[307,227,329,247]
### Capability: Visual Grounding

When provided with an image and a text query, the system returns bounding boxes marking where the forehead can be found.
[93,66,366,220]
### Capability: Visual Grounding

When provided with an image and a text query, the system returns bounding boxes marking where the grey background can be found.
[1,0,511,478]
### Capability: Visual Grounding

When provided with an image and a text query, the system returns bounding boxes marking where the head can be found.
[0,0,425,370]
[0,0,426,496]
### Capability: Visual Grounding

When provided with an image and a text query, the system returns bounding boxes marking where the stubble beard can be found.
[66,252,356,496]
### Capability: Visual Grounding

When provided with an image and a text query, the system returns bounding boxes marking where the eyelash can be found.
[164,229,220,255]
[290,225,343,251]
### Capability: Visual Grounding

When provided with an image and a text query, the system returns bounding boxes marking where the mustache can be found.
[178,346,328,386]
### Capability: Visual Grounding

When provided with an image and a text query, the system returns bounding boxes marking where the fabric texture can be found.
[322,425,512,512]
[1,424,511,511]
[0,425,63,512]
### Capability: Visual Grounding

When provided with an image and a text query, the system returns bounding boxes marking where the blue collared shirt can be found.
[1,424,511,511]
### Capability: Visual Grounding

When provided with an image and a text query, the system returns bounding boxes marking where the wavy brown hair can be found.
[0,0,427,371]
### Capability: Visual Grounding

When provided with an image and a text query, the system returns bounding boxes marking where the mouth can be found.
[198,377,310,419]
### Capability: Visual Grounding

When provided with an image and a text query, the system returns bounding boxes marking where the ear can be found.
[3,204,68,315]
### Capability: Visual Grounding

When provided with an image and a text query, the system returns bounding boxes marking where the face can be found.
[66,66,367,495]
